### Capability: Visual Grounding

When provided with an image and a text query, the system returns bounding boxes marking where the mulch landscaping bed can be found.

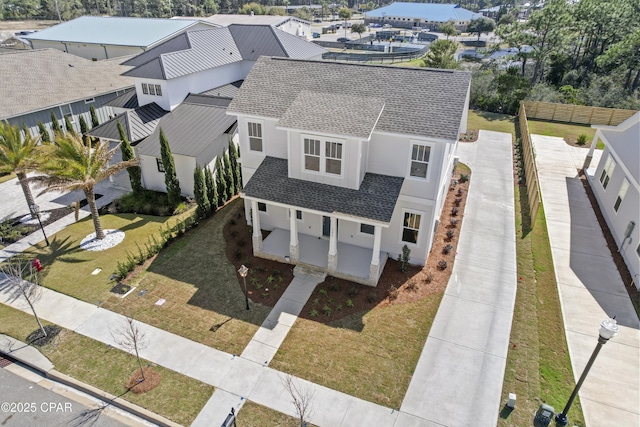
[223,168,471,324]
[460,129,479,143]
[126,367,161,394]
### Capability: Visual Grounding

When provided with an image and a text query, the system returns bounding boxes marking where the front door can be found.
[322,216,331,237]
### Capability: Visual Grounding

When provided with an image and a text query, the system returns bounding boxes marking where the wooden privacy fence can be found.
[518,103,541,226]
[522,101,637,126]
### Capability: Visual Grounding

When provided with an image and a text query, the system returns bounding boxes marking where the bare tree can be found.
[281,374,315,427]
[0,258,47,338]
[111,316,148,382]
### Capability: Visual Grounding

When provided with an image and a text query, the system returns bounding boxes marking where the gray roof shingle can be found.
[278,91,384,139]
[136,95,236,158]
[243,157,404,223]
[228,57,471,140]
[87,103,167,142]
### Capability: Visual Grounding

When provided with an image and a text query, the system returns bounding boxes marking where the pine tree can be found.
[193,165,210,219]
[204,165,218,215]
[215,156,227,206]
[50,111,61,134]
[37,121,50,143]
[224,151,235,198]
[159,128,181,207]
[64,116,75,135]
[89,105,99,128]
[117,121,143,193]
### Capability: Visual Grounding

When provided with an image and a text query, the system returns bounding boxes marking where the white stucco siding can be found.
[139,154,165,193]
[236,116,284,171]
[136,79,168,109]
[174,154,196,197]
[138,153,195,197]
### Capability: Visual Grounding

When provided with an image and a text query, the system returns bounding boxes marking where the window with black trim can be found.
[600,155,615,189]
[614,178,629,212]
[248,122,263,152]
[360,223,375,235]
[156,158,165,173]
[258,202,267,212]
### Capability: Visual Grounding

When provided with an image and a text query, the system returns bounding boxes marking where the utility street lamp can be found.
[555,317,619,426]
[238,264,249,311]
[30,204,49,247]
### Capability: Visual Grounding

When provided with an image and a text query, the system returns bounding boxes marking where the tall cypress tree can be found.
[224,151,235,198]
[204,165,218,215]
[229,142,242,191]
[50,111,61,134]
[64,116,75,135]
[159,128,182,207]
[117,121,143,193]
[215,156,227,206]
[79,115,89,135]
[37,121,50,142]
[89,105,99,128]
[193,165,210,219]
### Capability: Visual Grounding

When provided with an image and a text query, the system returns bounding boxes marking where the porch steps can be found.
[293,265,327,282]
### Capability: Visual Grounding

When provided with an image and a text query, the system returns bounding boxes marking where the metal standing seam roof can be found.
[24,16,201,47]
[122,25,326,80]
[136,95,236,158]
[228,57,471,141]
[278,91,385,139]
[243,157,404,223]
[365,2,482,21]
[86,103,168,142]
[199,80,244,98]
[197,14,304,27]
[104,89,138,109]
[0,49,134,120]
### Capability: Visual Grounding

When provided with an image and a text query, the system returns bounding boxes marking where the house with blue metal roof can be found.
[24,16,217,60]
[364,3,483,31]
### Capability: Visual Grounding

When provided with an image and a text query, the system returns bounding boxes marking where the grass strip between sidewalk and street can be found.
[0,304,214,426]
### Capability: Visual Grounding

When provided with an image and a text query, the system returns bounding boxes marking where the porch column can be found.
[583,133,599,170]
[369,225,382,284]
[328,216,338,273]
[289,208,299,262]
[251,200,263,253]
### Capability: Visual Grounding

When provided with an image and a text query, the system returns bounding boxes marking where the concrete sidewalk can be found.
[533,135,640,427]
[401,130,517,426]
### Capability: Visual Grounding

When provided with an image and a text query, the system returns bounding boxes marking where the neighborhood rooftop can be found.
[228,57,472,141]
[24,16,203,47]
[243,157,405,223]
[0,49,134,120]
[87,102,168,142]
[174,14,308,27]
[122,25,326,80]
[366,2,482,21]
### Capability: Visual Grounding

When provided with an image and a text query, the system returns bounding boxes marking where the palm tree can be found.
[30,133,138,240]
[0,121,41,217]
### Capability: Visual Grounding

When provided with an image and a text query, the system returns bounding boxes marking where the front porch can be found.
[258,228,388,286]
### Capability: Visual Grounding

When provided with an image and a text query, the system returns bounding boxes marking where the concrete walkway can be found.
[401,130,517,426]
[533,135,640,427]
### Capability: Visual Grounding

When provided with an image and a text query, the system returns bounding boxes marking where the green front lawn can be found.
[0,304,213,426]
[468,110,516,135]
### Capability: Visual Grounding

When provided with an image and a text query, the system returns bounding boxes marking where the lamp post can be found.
[555,317,619,426]
[238,264,249,311]
[30,204,49,247]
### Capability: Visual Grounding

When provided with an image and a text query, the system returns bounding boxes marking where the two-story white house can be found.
[585,111,640,288]
[228,57,471,286]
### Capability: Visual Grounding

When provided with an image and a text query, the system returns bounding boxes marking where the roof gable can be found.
[87,103,167,142]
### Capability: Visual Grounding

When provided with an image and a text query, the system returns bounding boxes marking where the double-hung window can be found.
[248,122,263,152]
[155,85,162,96]
[142,83,149,95]
[600,155,615,189]
[614,179,629,212]
[303,136,343,176]
[410,143,431,179]
[304,138,320,171]
[402,211,421,244]
[325,141,342,175]
[148,84,156,96]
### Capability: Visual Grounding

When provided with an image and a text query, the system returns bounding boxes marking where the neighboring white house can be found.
[174,14,312,40]
[24,16,217,60]
[0,49,134,139]
[228,57,471,286]
[585,112,640,288]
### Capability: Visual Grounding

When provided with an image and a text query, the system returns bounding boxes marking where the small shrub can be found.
[459,173,469,183]
[237,238,246,247]
[576,133,588,146]
[173,202,189,215]
[454,197,462,207]
[437,260,448,271]
[348,286,358,297]
[313,297,319,305]
[388,285,399,301]
[229,218,237,226]
[266,275,275,285]
[250,276,260,287]
[424,272,433,284]
[457,188,463,196]
[346,299,354,308]
[336,304,343,311]
[406,280,417,292]
[327,298,334,305]
[310,309,318,317]
[446,229,455,241]
[367,292,377,303]
[262,291,269,298]
[398,244,411,272]
[272,269,282,277]
[319,288,328,297]
[322,305,332,316]
[256,265,266,273]
[449,219,459,228]
[234,248,243,259]
[450,207,459,217]
[254,281,263,290]
[329,282,340,292]
[230,230,238,238]
[442,244,453,255]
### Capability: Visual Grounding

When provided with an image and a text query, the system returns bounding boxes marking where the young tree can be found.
[338,7,352,39]
[423,39,459,69]
[111,316,148,382]
[0,258,47,338]
[193,165,210,219]
[37,121,50,143]
[438,20,457,39]
[215,156,227,206]
[159,128,182,208]
[224,151,235,198]
[79,115,89,137]
[31,133,138,240]
[351,23,367,40]
[0,121,41,215]
[467,17,495,42]
[204,165,218,214]
[64,115,75,135]
[228,141,241,192]
[89,104,100,128]
[281,374,314,427]
[117,121,143,193]
[50,111,61,134]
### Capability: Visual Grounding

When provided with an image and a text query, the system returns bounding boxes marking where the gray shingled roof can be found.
[278,91,384,139]
[228,57,471,141]
[0,49,134,120]
[122,25,326,80]
[104,89,138,109]
[136,95,236,158]
[199,80,243,98]
[243,157,404,223]
[87,103,167,142]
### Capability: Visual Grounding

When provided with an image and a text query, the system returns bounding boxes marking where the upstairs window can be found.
[410,143,431,179]
[614,179,629,212]
[142,82,162,96]
[148,84,156,96]
[304,138,321,171]
[155,85,162,96]
[248,122,263,152]
[599,155,615,189]
[325,141,343,175]
[142,83,148,95]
